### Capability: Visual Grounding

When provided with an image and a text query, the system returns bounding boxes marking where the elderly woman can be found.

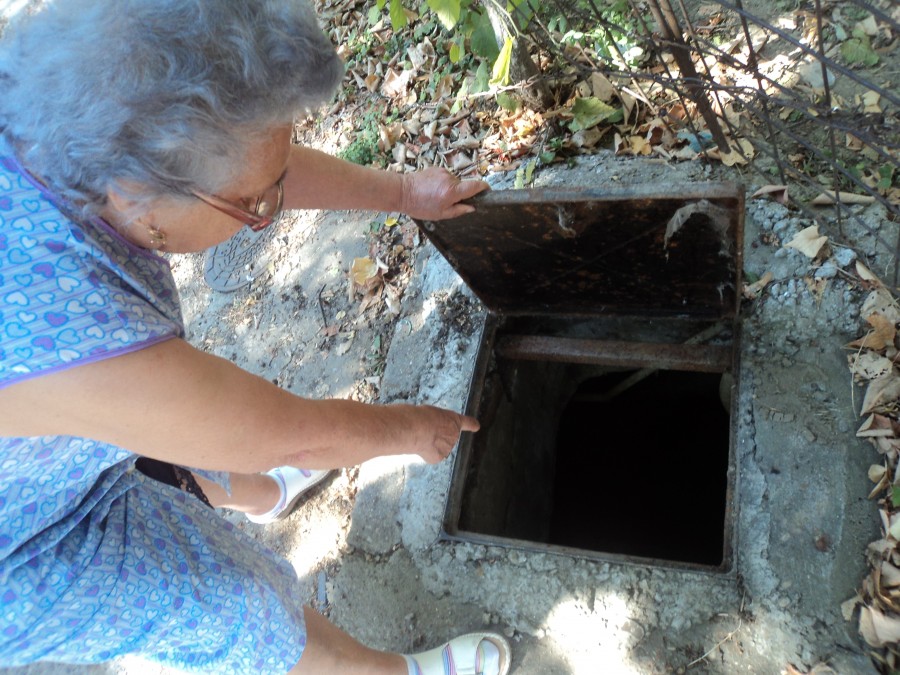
[0,1,511,673]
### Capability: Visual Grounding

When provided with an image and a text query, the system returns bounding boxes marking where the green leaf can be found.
[368,5,382,24]
[841,36,879,66]
[514,166,525,189]
[569,97,623,131]
[892,485,900,508]
[878,165,895,191]
[470,11,500,61]
[472,60,491,93]
[389,0,408,31]
[449,42,461,64]
[377,0,387,8]
[496,91,520,112]
[539,150,556,164]
[490,37,514,87]
[507,0,535,29]
[426,0,461,30]
[524,158,536,185]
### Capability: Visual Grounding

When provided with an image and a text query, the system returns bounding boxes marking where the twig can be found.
[687,593,746,669]
[317,284,328,329]
[686,617,743,668]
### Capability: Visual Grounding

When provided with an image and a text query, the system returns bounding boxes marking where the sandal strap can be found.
[405,632,510,675]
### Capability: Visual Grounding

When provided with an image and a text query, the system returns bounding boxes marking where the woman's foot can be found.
[403,632,511,675]
[245,467,331,524]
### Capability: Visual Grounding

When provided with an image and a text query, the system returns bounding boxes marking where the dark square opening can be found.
[445,318,736,572]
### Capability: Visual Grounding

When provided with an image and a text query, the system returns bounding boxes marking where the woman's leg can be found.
[289,608,407,674]
[192,471,280,516]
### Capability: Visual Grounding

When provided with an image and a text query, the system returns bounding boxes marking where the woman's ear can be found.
[103,180,150,227]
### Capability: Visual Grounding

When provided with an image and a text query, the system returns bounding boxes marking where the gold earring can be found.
[147,225,167,250]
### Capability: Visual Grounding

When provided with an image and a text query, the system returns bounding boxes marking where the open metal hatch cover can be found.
[415,182,744,319]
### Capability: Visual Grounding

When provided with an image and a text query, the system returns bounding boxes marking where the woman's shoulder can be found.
[1,144,185,389]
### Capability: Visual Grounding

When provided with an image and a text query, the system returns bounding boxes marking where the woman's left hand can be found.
[399,167,489,220]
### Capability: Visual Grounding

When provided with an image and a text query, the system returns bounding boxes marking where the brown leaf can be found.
[849,353,895,382]
[882,561,900,589]
[849,313,898,352]
[862,373,900,415]
[858,414,897,438]
[750,184,789,204]
[590,72,616,102]
[857,261,885,287]
[785,225,828,258]
[859,606,900,647]
[350,257,379,287]
[812,191,876,206]
[742,270,773,300]
[864,289,900,321]
[571,127,606,148]
[804,276,827,303]
[381,68,412,99]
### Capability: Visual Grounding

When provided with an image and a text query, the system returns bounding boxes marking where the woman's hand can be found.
[410,405,481,464]
[399,167,489,221]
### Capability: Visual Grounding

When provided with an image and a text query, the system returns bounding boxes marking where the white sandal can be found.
[245,467,331,524]
[404,632,511,675]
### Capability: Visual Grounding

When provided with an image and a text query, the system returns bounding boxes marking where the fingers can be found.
[401,167,490,221]
[452,177,490,202]
[418,407,480,464]
[458,414,480,433]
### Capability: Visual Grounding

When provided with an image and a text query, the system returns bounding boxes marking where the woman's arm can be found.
[282,146,489,220]
[0,338,477,473]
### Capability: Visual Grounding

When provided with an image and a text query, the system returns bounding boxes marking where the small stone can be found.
[834,247,857,267]
[775,248,788,258]
[815,262,837,279]
[802,428,817,442]
[778,596,791,608]
[503,626,515,638]
[508,550,526,565]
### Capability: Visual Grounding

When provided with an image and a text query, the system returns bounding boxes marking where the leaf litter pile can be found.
[842,267,900,671]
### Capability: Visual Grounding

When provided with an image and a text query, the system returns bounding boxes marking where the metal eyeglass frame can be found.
[191,178,284,232]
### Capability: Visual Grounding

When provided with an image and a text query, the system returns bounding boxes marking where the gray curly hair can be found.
[0,0,343,214]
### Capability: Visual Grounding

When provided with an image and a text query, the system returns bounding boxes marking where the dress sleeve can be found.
[0,152,184,390]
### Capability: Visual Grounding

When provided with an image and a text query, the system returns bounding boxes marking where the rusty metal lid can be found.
[414,182,744,319]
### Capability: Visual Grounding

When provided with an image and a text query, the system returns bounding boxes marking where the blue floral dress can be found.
[0,140,307,672]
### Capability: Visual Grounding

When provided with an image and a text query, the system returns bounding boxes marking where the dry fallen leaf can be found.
[812,190,877,206]
[751,184,789,204]
[350,257,380,288]
[883,561,900,588]
[708,138,754,166]
[857,261,885,287]
[590,72,616,102]
[843,594,862,621]
[870,464,888,483]
[850,353,895,382]
[860,605,900,647]
[862,373,900,415]
[847,313,898,351]
[381,68,413,99]
[862,288,900,324]
[859,414,897,438]
[743,271,774,300]
[804,276,828,303]
[785,225,828,258]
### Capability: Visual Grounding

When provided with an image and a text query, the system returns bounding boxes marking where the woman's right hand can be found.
[410,405,480,465]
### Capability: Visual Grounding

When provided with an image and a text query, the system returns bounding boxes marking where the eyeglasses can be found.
[191,178,284,232]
